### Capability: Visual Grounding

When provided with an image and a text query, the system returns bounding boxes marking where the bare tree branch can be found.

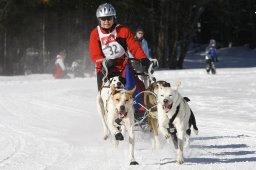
[0,0,10,21]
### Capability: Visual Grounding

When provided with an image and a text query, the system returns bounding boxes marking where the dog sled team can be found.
[90,3,199,166]
[96,75,199,165]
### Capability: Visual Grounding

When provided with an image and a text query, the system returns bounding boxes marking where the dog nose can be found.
[163,99,168,103]
[117,82,121,87]
[120,105,125,111]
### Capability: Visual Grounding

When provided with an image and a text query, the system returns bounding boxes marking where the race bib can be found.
[97,26,126,60]
[102,41,125,59]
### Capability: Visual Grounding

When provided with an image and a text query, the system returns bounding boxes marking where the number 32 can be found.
[107,44,119,56]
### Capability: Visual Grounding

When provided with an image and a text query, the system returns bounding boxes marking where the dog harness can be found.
[169,104,180,124]
[168,104,180,134]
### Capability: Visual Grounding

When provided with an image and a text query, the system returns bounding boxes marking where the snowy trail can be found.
[0,67,256,170]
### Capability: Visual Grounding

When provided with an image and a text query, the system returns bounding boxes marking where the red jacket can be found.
[89,25,147,72]
[53,57,66,79]
[53,65,64,79]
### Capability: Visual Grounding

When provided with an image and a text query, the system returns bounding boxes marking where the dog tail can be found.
[189,110,199,135]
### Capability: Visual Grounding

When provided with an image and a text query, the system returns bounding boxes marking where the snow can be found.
[0,46,256,169]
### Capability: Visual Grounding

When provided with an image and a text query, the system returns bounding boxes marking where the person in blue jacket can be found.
[134,27,150,58]
[205,39,218,74]
[134,27,158,68]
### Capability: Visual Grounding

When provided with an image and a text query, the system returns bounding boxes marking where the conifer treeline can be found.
[0,0,255,74]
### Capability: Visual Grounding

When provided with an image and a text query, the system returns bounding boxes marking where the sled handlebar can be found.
[96,58,108,83]
[96,58,156,82]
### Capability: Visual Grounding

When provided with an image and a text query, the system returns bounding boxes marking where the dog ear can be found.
[147,82,155,91]
[127,86,136,96]
[164,82,171,87]
[172,80,181,90]
[119,76,126,85]
[111,84,116,95]
[153,85,159,94]
[160,81,171,87]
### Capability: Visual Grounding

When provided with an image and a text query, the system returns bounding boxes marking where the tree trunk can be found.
[157,0,172,68]
[156,0,167,67]
[177,40,189,69]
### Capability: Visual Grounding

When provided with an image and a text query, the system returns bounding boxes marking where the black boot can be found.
[115,132,124,141]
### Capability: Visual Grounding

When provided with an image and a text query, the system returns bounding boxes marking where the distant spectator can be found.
[71,59,85,78]
[128,27,151,71]
[129,27,157,88]
[205,39,218,74]
[134,27,150,58]
[53,50,70,79]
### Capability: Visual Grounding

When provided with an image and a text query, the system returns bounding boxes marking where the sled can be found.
[98,57,159,132]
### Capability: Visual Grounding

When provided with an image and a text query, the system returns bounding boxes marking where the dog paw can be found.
[176,155,184,164]
[130,161,139,165]
[186,129,191,136]
[115,132,124,141]
[164,133,171,139]
[193,129,199,135]
[153,137,161,149]
[103,129,110,140]
[176,159,184,165]
[103,134,109,140]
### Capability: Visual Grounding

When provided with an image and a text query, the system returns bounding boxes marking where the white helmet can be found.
[96,3,116,18]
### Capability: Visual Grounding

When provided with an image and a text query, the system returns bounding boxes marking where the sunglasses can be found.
[100,16,113,21]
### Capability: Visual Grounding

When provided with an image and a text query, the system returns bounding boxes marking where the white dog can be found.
[96,76,138,165]
[97,76,125,139]
[155,81,198,164]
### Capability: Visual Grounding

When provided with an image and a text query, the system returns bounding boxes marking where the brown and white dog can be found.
[97,76,125,139]
[96,76,138,165]
[143,81,162,148]
[152,81,198,164]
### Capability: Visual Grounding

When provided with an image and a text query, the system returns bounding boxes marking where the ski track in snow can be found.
[0,67,256,170]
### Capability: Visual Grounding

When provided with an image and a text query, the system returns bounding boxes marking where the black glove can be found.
[140,58,151,72]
